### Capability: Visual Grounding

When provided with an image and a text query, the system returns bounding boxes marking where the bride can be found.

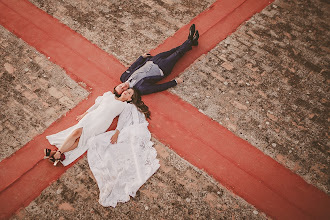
[87,99,159,207]
[45,88,141,166]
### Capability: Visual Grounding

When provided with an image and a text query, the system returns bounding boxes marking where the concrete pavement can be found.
[0,0,329,219]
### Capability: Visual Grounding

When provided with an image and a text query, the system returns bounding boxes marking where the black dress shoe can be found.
[188,24,195,40]
[192,30,199,46]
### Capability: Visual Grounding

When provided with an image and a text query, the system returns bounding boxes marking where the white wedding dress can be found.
[87,104,160,207]
[46,91,126,166]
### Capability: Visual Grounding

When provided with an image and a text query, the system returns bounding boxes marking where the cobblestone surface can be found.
[29,0,215,65]
[2,0,329,219]
[171,0,330,193]
[4,0,265,219]
[0,26,89,162]
[12,139,266,220]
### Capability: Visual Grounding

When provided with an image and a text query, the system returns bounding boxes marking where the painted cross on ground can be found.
[0,0,329,219]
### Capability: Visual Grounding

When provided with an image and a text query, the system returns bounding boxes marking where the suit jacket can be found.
[120,56,177,95]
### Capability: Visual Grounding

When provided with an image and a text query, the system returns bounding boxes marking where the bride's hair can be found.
[128,88,151,119]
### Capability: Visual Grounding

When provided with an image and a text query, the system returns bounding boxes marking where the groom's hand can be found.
[142,53,151,58]
[175,77,184,84]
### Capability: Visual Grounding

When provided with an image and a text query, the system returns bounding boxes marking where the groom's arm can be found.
[138,80,177,95]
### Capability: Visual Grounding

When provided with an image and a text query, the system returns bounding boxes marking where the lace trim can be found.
[87,125,159,207]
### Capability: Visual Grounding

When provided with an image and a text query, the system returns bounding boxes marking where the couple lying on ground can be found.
[44,24,199,207]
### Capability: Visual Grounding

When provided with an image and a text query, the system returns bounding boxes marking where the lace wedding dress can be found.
[46,91,126,166]
[87,104,160,207]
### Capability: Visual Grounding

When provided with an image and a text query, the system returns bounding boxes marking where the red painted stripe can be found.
[145,92,330,220]
[0,0,329,219]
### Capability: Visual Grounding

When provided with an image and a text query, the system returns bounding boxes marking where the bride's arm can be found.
[76,92,112,121]
[85,91,111,113]
[76,92,107,121]
[110,129,120,144]
[110,104,132,144]
[76,112,88,121]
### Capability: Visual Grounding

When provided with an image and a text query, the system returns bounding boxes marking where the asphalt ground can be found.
[0,0,329,219]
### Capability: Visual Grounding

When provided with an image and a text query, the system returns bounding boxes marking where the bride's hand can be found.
[76,115,83,121]
[110,130,120,144]
[76,112,87,121]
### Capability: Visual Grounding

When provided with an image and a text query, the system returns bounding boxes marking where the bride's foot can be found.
[44,148,56,159]
[49,150,65,166]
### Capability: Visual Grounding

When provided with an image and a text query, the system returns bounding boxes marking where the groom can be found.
[114,24,199,96]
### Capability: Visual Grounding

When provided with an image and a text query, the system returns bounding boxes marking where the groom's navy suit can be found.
[120,40,193,95]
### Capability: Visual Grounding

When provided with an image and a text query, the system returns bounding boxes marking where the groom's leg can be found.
[151,45,181,61]
[154,40,193,76]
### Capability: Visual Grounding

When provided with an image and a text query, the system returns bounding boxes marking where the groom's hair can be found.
[113,87,120,98]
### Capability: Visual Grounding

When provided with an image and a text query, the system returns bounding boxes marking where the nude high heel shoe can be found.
[44,148,56,159]
[49,150,65,166]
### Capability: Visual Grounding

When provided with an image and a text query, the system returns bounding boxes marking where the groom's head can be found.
[114,82,129,97]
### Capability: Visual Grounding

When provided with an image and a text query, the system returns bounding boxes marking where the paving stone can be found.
[4,62,15,74]
[12,140,267,220]
[171,0,330,193]
[29,0,215,65]
[59,96,75,108]
[48,87,64,99]
[2,0,329,218]
[0,26,89,162]
[5,0,269,218]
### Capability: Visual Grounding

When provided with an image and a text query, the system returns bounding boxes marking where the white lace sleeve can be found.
[86,91,111,113]
[116,104,133,131]
[116,104,148,131]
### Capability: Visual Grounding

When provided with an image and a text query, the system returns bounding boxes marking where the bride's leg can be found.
[65,137,80,152]
[54,128,83,159]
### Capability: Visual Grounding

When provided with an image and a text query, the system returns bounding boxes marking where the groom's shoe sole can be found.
[188,24,195,40]
[192,30,199,46]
